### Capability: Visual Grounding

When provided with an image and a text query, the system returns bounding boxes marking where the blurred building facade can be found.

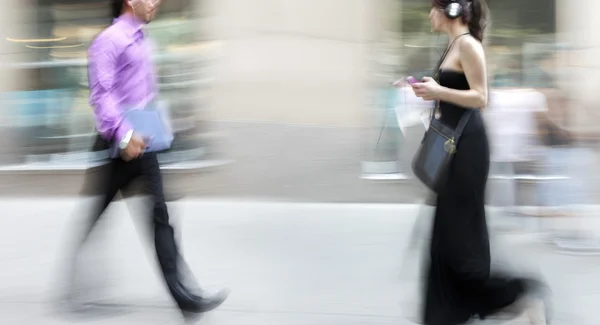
[0,0,211,169]
[0,0,596,202]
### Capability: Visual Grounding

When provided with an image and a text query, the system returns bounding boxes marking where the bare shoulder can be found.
[458,35,484,58]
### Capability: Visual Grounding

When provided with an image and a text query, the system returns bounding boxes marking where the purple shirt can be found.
[87,13,158,142]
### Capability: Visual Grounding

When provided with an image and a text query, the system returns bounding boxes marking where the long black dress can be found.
[422,70,527,325]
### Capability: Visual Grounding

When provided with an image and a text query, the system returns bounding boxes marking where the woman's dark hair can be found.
[430,0,489,42]
[112,0,124,19]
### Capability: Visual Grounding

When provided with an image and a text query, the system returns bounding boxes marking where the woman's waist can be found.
[438,102,472,115]
[438,107,483,132]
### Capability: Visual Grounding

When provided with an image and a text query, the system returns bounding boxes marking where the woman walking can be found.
[409,0,551,324]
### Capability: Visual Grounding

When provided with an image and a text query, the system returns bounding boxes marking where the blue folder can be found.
[109,103,174,159]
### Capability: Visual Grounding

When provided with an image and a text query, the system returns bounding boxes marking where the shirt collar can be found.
[113,13,145,37]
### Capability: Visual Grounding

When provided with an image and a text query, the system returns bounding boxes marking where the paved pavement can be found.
[0,198,599,324]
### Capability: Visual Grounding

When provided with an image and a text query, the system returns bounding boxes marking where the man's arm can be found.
[87,34,132,143]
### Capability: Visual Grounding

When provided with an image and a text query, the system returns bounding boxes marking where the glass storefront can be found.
[1,0,216,169]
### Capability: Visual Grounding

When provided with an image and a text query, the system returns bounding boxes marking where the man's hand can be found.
[121,134,146,161]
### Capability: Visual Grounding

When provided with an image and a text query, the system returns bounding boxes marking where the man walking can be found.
[62,0,228,319]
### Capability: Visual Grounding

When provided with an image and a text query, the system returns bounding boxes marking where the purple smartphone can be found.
[407,76,419,85]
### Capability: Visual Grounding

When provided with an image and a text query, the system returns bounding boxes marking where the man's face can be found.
[129,0,161,23]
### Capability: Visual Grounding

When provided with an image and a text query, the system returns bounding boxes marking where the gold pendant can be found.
[444,139,456,153]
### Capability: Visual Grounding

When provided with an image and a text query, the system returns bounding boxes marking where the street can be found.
[0,198,598,324]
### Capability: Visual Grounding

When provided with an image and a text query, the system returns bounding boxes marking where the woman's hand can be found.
[412,77,443,101]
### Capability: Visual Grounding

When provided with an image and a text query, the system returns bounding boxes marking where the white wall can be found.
[202,0,388,127]
[556,0,600,131]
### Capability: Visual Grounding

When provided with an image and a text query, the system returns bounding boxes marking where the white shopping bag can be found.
[395,86,434,132]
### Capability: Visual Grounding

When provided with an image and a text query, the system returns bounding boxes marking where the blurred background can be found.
[0,1,600,324]
[0,0,597,206]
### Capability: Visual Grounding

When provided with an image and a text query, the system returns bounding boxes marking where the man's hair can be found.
[112,0,124,19]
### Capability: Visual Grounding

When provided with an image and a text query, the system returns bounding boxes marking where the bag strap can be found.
[453,109,473,142]
[430,32,470,120]
[430,32,474,144]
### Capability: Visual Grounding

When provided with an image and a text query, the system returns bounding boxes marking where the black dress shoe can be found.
[181,310,204,324]
[169,280,229,312]
[193,289,230,313]
[180,289,230,322]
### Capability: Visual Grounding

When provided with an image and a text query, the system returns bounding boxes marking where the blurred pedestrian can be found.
[409,0,551,324]
[59,0,228,320]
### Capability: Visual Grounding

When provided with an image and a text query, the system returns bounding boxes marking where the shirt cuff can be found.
[115,122,133,143]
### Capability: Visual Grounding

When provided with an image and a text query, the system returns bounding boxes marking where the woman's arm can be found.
[436,38,488,109]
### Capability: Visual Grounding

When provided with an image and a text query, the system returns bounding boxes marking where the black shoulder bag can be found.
[411,33,473,194]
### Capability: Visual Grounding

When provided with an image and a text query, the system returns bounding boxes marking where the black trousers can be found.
[66,146,197,304]
[97,153,179,275]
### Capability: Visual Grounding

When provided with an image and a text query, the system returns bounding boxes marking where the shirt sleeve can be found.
[87,34,132,143]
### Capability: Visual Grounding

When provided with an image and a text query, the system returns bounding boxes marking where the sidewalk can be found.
[0,198,598,324]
